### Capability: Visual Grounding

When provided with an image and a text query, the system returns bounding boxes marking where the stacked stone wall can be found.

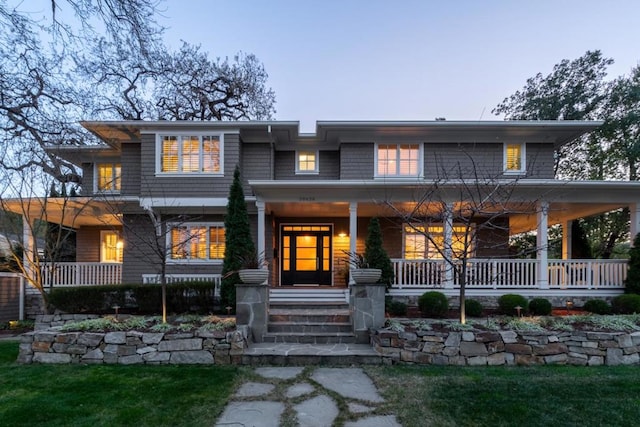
[372,328,640,366]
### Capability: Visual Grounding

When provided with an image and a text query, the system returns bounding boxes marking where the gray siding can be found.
[76,226,124,263]
[425,143,501,179]
[139,133,242,199]
[81,163,93,196]
[121,143,141,196]
[242,143,273,181]
[525,143,555,179]
[274,151,340,180]
[340,143,374,179]
[0,274,20,322]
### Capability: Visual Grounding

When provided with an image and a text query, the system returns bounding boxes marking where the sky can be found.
[157,0,640,132]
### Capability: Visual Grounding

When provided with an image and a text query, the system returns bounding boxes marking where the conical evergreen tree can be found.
[624,233,640,294]
[571,220,592,259]
[363,217,394,286]
[221,166,255,310]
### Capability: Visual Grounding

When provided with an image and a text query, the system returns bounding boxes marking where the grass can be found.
[3,340,640,426]
[0,341,240,427]
[367,364,640,427]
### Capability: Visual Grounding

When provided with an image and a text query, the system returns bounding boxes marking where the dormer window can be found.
[504,143,526,174]
[157,134,223,175]
[376,144,421,177]
[296,150,318,174]
[96,163,121,192]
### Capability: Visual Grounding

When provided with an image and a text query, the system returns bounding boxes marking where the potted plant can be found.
[226,251,269,284]
[344,251,382,284]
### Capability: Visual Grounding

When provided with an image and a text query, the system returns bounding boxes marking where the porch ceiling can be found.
[3,198,122,228]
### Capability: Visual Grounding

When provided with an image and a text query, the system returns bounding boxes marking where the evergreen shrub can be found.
[611,294,640,314]
[386,299,408,316]
[528,298,552,316]
[464,299,483,317]
[363,217,394,287]
[624,233,640,294]
[418,291,449,318]
[498,293,528,316]
[583,299,611,315]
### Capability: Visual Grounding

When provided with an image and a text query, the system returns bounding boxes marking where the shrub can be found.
[418,291,449,318]
[611,294,640,314]
[498,293,528,316]
[386,299,408,317]
[364,217,394,287]
[583,299,611,315]
[464,299,483,317]
[528,298,552,316]
[624,233,640,294]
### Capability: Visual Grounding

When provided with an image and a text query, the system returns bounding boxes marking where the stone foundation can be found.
[389,294,614,310]
[18,325,249,365]
[372,328,640,366]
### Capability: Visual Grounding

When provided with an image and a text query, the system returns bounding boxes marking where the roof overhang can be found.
[2,197,123,228]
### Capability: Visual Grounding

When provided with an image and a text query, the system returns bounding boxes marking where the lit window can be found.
[377,144,420,176]
[168,223,225,262]
[100,231,123,263]
[97,163,121,192]
[159,134,222,174]
[403,225,473,259]
[504,143,525,173]
[296,151,318,174]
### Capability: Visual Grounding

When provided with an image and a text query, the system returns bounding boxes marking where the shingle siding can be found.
[121,143,141,196]
[274,151,340,180]
[340,143,374,179]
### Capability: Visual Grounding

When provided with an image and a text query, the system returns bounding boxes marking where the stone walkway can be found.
[215,366,402,426]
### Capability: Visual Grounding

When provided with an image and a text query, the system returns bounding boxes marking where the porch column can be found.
[22,216,34,282]
[536,201,549,289]
[562,220,572,260]
[630,202,640,246]
[349,202,358,285]
[443,203,454,289]
[256,199,266,258]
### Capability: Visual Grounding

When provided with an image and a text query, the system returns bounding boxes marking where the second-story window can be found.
[504,143,525,174]
[376,144,421,177]
[159,134,222,174]
[97,163,121,192]
[296,150,318,174]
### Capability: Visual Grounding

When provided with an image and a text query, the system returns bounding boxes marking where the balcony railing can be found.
[391,258,627,290]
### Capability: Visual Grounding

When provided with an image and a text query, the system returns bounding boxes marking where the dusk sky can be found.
[158,0,640,132]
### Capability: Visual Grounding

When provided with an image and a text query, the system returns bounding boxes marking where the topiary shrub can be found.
[583,299,611,315]
[386,299,408,317]
[528,298,552,316]
[364,217,394,287]
[498,293,528,316]
[418,291,449,318]
[611,294,640,314]
[464,299,483,317]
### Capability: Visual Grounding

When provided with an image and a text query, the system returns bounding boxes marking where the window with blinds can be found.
[159,134,222,174]
[377,144,421,177]
[504,143,525,173]
[168,223,225,262]
[97,163,121,192]
[403,224,473,259]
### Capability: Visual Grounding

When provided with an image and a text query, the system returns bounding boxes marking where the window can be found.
[168,223,225,262]
[100,231,123,263]
[296,150,318,174]
[97,163,121,192]
[504,143,525,174]
[376,144,421,177]
[403,225,473,259]
[159,134,222,174]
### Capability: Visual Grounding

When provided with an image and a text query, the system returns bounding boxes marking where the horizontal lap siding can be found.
[121,143,141,196]
[0,274,20,322]
[139,133,240,199]
[274,151,340,180]
[242,143,272,181]
[340,143,374,179]
[75,226,123,263]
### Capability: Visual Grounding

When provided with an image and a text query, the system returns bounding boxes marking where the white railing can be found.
[142,274,221,297]
[548,259,627,289]
[391,258,627,290]
[40,262,122,287]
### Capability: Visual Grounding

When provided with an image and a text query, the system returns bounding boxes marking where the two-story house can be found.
[10,120,640,305]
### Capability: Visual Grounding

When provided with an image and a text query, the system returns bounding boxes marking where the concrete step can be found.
[243,343,383,366]
[262,332,356,344]
[268,321,353,334]
[269,288,349,304]
[269,307,351,324]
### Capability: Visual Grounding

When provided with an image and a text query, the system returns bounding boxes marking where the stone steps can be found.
[242,343,383,366]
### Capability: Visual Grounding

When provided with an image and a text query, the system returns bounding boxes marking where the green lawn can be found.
[367,364,640,427]
[0,341,239,427]
[3,341,640,426]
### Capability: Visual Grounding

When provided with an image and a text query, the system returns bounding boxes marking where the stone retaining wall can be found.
[18,326,248,365]
[372,328,640,366]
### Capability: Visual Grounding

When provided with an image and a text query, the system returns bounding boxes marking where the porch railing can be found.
[40,262,122,287]
[391,258,627,290]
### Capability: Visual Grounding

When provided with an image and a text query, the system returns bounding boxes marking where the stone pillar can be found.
[235,283,269,343]
[537,201,549,289]
[350,282,386,344]
[562,220,572,260]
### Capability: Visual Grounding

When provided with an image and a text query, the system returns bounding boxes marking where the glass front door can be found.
[280,225,332,286]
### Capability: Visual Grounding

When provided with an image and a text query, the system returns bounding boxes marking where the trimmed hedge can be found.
[464,299,483,317]
[498,294,528,316]
[611,294,640,314]
[528,298,552,316]
[386,299,408,317]
[48,282,219,315]
[418,291,449,318]
[583,299,611,315]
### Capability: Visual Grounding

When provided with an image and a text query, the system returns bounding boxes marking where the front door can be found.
[280,225,332,286]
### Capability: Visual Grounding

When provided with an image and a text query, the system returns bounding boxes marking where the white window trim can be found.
[94,163,121,194]
[100,230,123,263]
[155,133,225,176]
[295,150,319,175]
[166,222,225,264]
[402,223,475,259]
[374,143,423,178]
[503,142,526,175]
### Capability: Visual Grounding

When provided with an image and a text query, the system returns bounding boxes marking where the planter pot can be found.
[351,268,382,284]
[238,268,269,284]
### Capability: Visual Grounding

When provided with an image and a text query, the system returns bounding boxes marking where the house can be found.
[7,120,640,306]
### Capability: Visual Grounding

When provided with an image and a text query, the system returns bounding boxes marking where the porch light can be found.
[514,305,523,317]
[116,240,124,249]
[566,300,574,313]
[338,232,348,238]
